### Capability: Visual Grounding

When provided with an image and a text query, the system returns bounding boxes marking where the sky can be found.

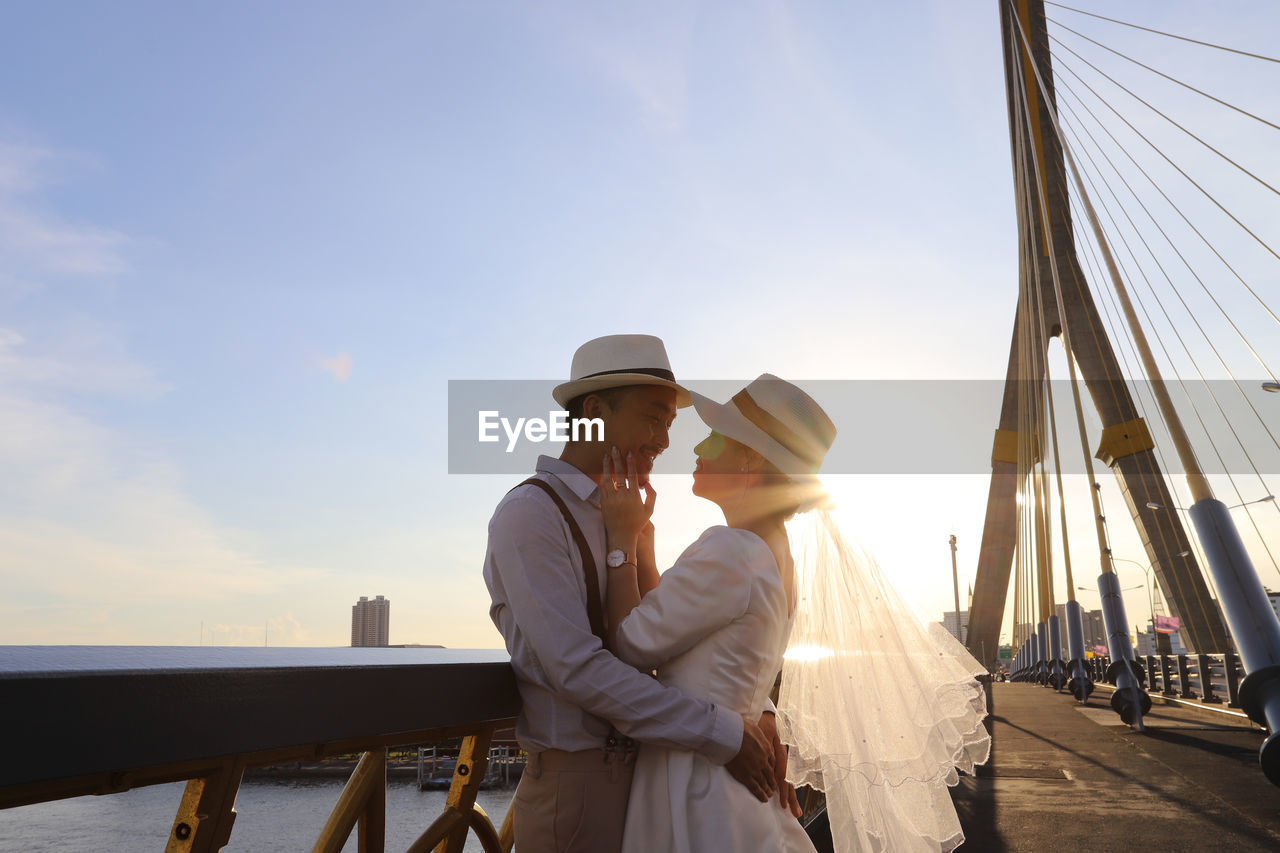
[2,1,1279,650]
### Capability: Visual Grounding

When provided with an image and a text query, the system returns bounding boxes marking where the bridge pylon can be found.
[965,0,1231,676]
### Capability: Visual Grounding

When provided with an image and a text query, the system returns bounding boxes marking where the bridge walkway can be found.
[951,681,1280,851]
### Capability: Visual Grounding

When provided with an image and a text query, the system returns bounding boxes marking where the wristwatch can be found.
[606,548,634,569]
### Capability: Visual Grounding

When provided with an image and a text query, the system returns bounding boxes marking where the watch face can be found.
[606,549,625,568]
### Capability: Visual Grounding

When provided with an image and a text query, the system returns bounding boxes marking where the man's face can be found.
[597,385,678,478]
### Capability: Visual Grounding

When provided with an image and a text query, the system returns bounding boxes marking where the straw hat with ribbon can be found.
[690,374,836,478]
[553,334,692,409]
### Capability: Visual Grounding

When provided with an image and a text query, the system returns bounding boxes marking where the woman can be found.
[600,375,989,853]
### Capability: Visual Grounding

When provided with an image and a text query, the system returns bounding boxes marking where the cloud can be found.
[0,386,323,597]
[204,613,311,647]
[0,140,128,284]
[0,133,330,646]
[0,321,170,397]
[318,351,353,382]
[540,6,695,135]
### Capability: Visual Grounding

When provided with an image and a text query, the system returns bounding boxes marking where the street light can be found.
[1263,382,1280,393]
[1112,553,1192,654]
[1078,584,1142,592]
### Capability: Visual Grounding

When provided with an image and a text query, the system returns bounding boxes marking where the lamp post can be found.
[1111,554,1190,655]
[949,534,963,648]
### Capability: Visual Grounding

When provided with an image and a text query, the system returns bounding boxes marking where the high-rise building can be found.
[351,595,390,647]
[1054,604,1107,655]
[942,610,969,644]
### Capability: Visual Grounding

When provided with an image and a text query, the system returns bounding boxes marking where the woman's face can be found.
[691,431,749,501]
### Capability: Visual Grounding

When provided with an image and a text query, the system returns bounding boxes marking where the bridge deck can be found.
[952,682,1280,851]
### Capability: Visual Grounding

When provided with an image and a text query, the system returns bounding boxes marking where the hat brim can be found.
[690,390,814,476]
[553,375,692,409]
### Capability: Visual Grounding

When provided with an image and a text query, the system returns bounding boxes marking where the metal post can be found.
[1066,599,1094,701]
[1226,651,1242,707]
[1191,499,1280,784]
[1048,613,1064,690]
[1199,654,1221,704]
[1177,655,1194,699]
[1036,622,1048,686]
[950,534,962,645]
[1099,571,1151,728]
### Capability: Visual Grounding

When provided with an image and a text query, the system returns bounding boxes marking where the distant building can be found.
[942,610,969,644]
[1054,604,1107,656]
[351,595,390,647]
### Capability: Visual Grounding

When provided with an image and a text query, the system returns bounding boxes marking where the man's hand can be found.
[759,711,802,817]
[725,716,775,802]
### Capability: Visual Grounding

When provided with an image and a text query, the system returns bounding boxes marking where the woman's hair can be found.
[715,434,829,522]
[755,455,824,522]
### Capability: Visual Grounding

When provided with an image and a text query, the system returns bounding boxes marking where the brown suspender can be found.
[512,476,637,756]
[515,477,608,643]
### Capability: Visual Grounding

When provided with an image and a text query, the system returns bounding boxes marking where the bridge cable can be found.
[1054,143,1218,593]
[1053,58,1280,285]
[1013,4,1274,645]
[1009,46,1049,649]
[1013,47,1067,634]
[1035,114,1202,613]
[1057,114,1280,584]
[1012,56,1200,626]
[1057,115,1280,593]
[1009,3,1236,655]
[1052,72,1280,401]
[1049,35,1280,201]
[1007,15,1120,599]
[1052,69,1280,363]
[1046,67,1280,605]
[1055,87,1280,485]
[1043,2,1280,65]
[1051,62,1280,508]
[1009,81,1079,616]
[1046,17,1280,133]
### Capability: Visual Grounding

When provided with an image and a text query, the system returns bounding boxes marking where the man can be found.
[483,334,780,853]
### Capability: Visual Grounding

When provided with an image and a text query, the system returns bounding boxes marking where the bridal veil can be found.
[777,510,991,853]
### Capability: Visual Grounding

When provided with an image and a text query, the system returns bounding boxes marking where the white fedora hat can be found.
[552,334,692,408]
[691,374,835,476]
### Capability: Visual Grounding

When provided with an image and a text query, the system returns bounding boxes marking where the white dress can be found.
[615,526,817,853]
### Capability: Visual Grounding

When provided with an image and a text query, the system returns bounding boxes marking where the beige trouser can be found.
[511,748,636,853]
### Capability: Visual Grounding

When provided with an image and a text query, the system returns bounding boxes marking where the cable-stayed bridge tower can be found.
[966,0,1229,673]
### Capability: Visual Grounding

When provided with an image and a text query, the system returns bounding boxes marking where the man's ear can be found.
[581,393,607,421]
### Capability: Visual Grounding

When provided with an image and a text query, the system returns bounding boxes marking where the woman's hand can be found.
[637,518,659,597]
[601,448,654,652]
[600,446,656,555]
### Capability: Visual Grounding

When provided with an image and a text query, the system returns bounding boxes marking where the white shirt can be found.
[483,455,743,762]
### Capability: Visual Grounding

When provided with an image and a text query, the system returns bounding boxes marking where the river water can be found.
[0,778,513,852]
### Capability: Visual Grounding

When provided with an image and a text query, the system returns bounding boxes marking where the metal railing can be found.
[1010,650,1247,710]
[0,646,521,852]
[1080,652,1247,709]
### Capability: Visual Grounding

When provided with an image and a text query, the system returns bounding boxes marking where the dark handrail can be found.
[0,646,520,811]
